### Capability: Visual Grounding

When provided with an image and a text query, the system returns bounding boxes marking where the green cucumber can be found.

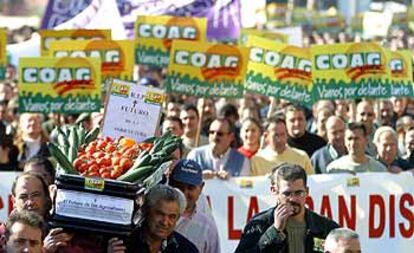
[48,143,78,175]
[117,165,154,182]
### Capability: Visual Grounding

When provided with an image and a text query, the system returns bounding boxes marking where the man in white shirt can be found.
[169,159,220,253]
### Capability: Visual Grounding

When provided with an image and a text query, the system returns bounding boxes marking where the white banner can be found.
[203,173,414,253]
[1,172,413,252]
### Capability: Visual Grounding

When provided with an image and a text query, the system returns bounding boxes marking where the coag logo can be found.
[250,45,311,84]
[390,51,407,78]
[315,43,386,81]
[22,58,97,96]
[174,45,242,81]
[137,17,200,50]
[53,41,125,72]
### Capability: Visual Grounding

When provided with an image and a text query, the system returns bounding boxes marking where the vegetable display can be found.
[49,125,181,183]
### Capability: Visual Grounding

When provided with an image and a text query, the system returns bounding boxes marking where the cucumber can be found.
[117,165,154,182]
[77,126,86,146]
[143,136,157,144]
[48,143,78,175]
[130,153,152,169]
[85,127,100,144]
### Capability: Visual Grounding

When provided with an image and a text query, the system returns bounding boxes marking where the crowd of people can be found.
[1,22,414,253]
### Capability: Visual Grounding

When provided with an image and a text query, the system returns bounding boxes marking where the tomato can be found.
[111,156,121,166]
[88,171,99,177]
[93,152,105,159]
[78,163,89,173]
[119,138,136,148]
[110,170,122,179]
[118,146,130,156]
[101,172,111,179]
[104,136,113,143]
[99,167,110,175]
[139,142,153,151]
[97,140,107,150]
[119,157,133,171]
[124,147,137,158]
[73,158,83,169]
[105,144,116,153]
[89,164,99,173]
[85,145,97,155]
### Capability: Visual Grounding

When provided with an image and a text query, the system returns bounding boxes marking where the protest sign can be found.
[135,15,207,67]
[41,0,92,29]
[311,13,346,34]
[203,173,414,253]
[0,28,6,80]
[102,79,164,142]
[166,40,249,98]
[239,29,288,45]
[18,57,101,113]
[363,11,393,39]
[39,29,112,56]
[311,42,391,101]
[48,40,135,80]
[387,50,414,97]
[245,35,313,106]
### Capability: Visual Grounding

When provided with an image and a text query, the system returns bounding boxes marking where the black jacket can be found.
[235,206,339,253]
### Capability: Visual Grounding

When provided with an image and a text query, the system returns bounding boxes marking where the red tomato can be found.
[104,136,113,143]
[97,140,107,150]
[101,172,111,179]
[73,158,83,170]
[88,172,99,177]
[99,167,110,175]
[119,157,133,171]
[89,164,99,173]
[111,156,121,166]
[110,170,121,179]
[105,144,116,153]
[85,145,97,155]
[93,152,105,159]
[78,163,89,173]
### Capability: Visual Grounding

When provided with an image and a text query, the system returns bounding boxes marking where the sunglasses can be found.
[208,130,229,137]
[280,189,307,198]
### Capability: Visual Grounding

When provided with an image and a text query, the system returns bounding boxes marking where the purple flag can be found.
[41,0,93,29]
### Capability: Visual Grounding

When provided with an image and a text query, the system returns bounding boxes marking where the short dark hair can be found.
[181,104,199,118]
[212,116,235,134]
[263,116,285,131]
[284,104,306,115]
[347,122,367,136]
[164,116,184,130]
[5,210,46,240]
[269,163,307,187]
[218,103,239,120]
[24,156,55,184]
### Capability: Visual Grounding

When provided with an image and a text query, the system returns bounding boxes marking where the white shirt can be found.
[175,206,220,253]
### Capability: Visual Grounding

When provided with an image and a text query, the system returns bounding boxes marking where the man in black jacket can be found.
[235,163,339,253]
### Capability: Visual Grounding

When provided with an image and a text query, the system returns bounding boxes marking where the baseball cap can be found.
[171,159,203,186]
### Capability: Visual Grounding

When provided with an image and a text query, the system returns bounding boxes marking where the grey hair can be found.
[326,228,359,243]
[144,184,187,215]
[373,126,397,145]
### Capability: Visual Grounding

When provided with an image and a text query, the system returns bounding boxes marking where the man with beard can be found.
[187,117,250,179]
[235,163,339,253]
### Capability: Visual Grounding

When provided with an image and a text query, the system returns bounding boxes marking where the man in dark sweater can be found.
[285,104,327,157]
[311,116,348,174]
[235,163,339,253]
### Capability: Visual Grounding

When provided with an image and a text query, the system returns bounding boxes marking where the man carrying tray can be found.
[108,184,199,253]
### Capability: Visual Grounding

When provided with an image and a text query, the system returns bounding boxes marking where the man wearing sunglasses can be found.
[235,163,339,253]
[324,228,361,253]
[187,117,250,179]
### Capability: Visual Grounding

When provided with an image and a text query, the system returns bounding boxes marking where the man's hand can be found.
[216,170,229,180]
[107,237,126,253]
[203,170,216,179]
[43,228,73,253]
[273,203,294,232]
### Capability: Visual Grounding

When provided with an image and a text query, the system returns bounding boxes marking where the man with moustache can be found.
[235,163,339,253]
[187,117,250,179]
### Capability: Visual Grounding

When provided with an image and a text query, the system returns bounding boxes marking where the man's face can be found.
[266,122,288,152]
[324,238,361,253]
[285,110,306,138]
[146,200,180,240]
[166,102,181,118]
[345,129,367,157]
[356,102,375,132]
[274,179,308,216]
[162,120,184,137]
[180,110,198,135]
[170,180,203,212]
[6,222,43,253]
[376,131,397,165]
[405,130,414,153]
[326,119,345,150]
[208,120,233,154]
[20,114,42,138]
[379,101,394,126]
[13,176,48,217]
